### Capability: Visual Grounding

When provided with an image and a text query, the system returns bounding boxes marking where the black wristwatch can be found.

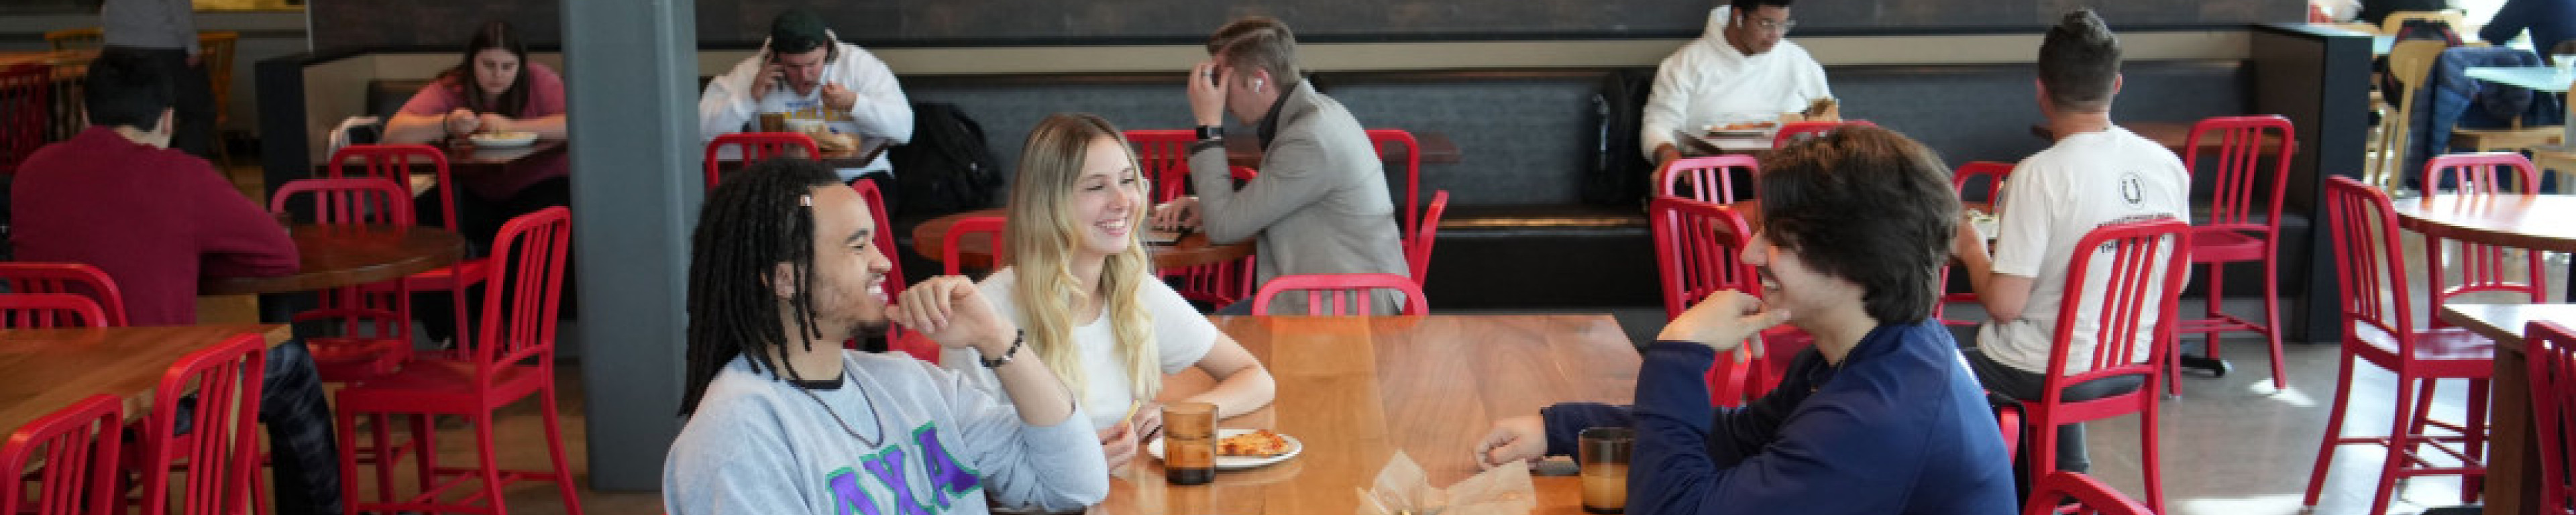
[1195,125,1225,141]
[978,331,1027,369]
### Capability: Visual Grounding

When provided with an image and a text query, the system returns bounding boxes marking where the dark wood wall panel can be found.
[311,0,2300,52]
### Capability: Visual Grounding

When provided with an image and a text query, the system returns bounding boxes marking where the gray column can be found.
[561,0,698,492]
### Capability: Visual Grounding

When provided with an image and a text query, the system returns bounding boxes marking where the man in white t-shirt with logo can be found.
[1949,9,2189,490]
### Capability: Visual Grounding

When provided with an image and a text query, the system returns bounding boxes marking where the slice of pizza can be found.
[1216,429,1289,457]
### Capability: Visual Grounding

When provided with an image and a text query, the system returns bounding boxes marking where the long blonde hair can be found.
[1006,113,1161,402]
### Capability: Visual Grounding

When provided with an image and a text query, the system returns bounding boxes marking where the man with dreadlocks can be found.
[662,159,1107,514]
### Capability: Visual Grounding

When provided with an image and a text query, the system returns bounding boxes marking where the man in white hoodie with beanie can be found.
[1641,0,1833,163]
[700,8,914,182]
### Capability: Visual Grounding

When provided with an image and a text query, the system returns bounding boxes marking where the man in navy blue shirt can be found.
[2481,0,2576,53]
[1475,125,2017,514]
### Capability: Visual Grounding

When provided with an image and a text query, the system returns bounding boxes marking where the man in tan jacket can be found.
[1151,17,1411,314]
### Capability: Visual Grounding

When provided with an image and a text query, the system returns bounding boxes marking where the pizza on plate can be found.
[1216,429,1290,457]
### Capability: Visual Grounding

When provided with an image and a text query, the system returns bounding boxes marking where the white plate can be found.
[1146,428,1302,470]
[469,133,538,147]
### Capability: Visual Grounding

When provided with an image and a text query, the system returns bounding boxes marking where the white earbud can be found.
[1251,78,1265,92]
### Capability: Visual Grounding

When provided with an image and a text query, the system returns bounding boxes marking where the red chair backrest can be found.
[0,63,48,176]
[0,293,105,329]
[2181,115,2296,230]
[1124,130,1195,203]
[0,262,126,326]
[2422,152,2550,304]
[2324,177,2425,359]
[270,177,415,227]
[2042,219,2190,393]
[1770,120,1874,148]
[271,178,415,341]
[1952,160,2014,205]
[470,207,572,388]
[703,132,821,188]
[0,394,122,515]
[1648,196,1757,321]
[141,333,266,515]
[1366,129,1424,237]
[1405,190,1448,287]
[851,178,907,297]
[2023,471,2155,515]
[1251,273,1428,316]
[2530,321,2576,514]
[941,216,1006,276]
[328,144,454,229]
[1656,155,1758,203]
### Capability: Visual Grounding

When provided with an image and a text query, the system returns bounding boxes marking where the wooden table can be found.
[199,224,468,295]
[0,324,289,431]
[1226,132,1460,168]
[1095,314,1638,515]
[2434,303,2576,515]
[1675,129,1774,156]
[2027,121,2287,156]
[2392,194,2576,302]
[909,209,1256,272]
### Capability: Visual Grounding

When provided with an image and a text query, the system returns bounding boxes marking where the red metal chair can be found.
[0,262,127,326]
[1126,129,1261,306]
[2529,321,2576,515]
[1404,190,1449,288]
[703,132,820,188]
[0,394,121,515]
[2023,218,2189,515]
[0,293,105,328]
[940,216,1006,277]
[2174,115,2296,394]
[1654,154,1758,203]
[0,63,48,177]
[1937,161,2015,327]
[138,333,266,515]
[2306,176,2493,515]
[272,178,419,380]
[2422,153,2550,308]
[1366,128,1424,237]
[1997,402,2023,464]
[1250,273,1428,316]
[1648,197,1792,406]
[333,207,583,515]
[848,178,937,363]
[2023,471,2156,515]
[1770,119,1875,148]
[330,145,491,349]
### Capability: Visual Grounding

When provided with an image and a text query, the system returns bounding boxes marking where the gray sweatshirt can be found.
[663,351,1108,514]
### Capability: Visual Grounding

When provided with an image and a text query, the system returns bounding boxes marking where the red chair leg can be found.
[2205,264,2229,362]
[335,409,366,515]
[412,413,436,499]
[2305,355,2359,506]
[2369,376,2420,515]
[2141,396,2167,514]
[474,414,509,515]
[541,387,587,515]
[2261,259,2288,390]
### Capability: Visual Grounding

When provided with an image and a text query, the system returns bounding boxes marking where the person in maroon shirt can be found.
[9,49,344,515]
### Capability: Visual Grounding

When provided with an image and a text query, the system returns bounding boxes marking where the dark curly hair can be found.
[1755,125,1961,325]
[680,158,846,416]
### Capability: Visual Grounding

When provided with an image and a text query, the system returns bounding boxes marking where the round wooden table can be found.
[2392,193,2576,304]
[200,224,468,295]
[910,209,1256,272]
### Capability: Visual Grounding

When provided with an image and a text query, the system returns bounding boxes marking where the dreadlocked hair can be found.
[682,158,844,416]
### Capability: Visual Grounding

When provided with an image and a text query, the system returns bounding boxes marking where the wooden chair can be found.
[702,132,820,188]
[1250,273,1428,316]
[1654,155,1759,203]
[0,63,49,178]
[138,333,266,515]
[2378,11,2468,36]
[2023,219,2190,515]
[0,394,123,515]
[199,32,239,164]
[2306,177,2494,515]
[2525,85,2576,188]
[0,262,127,326]
[42,27,101,52]
[2373,40,2449,190]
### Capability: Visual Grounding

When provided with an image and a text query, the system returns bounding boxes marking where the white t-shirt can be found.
[1977,126,2192,377]
[941,268,1218,431]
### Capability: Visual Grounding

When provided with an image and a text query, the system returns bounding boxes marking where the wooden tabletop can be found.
[0,50,97,69]
[2391,194,2576,253]
[2436,303,2576,353]
[1676,130,1775,156]
[909,209,1256,272]
[1096,314,1638,514]
[200,224,468,295]
[0,324,288,431]
[1226,132,1460,168]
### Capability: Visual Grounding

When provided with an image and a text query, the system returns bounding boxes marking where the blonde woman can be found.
[942,113,1276,471]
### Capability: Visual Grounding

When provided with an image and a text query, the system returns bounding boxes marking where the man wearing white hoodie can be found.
[1641,0,1834,162]
[700,9,914,182]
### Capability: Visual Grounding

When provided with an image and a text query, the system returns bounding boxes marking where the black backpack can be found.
[1583,68,1657,206]
[887,103,1004,225]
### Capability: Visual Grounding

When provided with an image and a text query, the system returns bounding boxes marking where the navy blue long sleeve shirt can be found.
[1540,319,2015,515]
[2481,0,2576,51]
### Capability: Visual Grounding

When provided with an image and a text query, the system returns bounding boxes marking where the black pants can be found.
[104,46,215,159]
[412,177,574,343]
[1951,326,2147,476]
